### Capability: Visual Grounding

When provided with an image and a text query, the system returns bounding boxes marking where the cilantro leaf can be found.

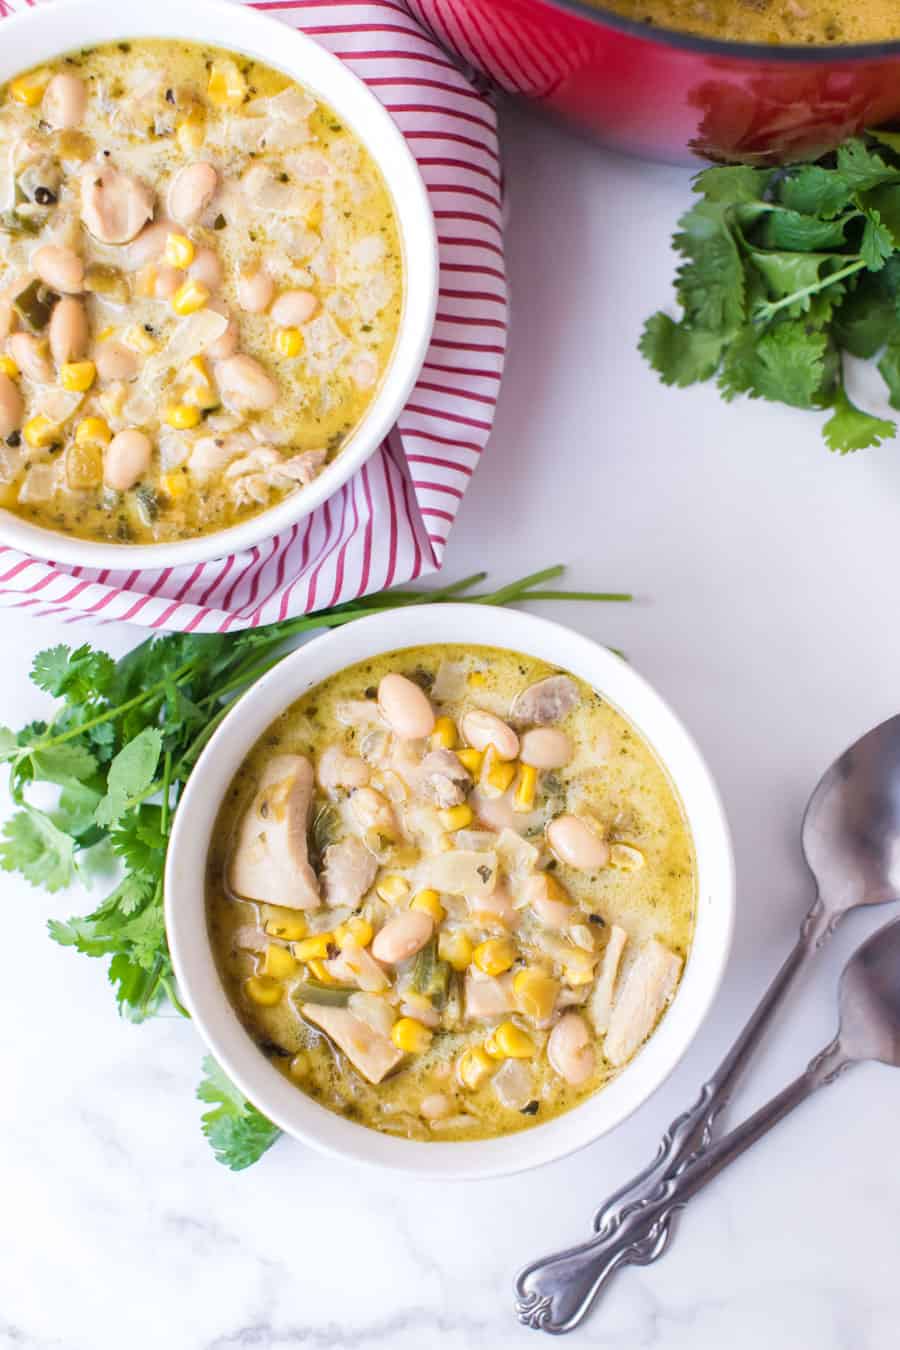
[859,208,894,271]
[692,165,771,204]
[823,387,896,453]
[638,313,725,387]
[835,139,900,192]
[28,742,98,787]
[31,645,115,703]
[778,165,854,219]
[672,199,745,334]
[718,322,830,409]
[95,728,162,828]
[198,1057,282,1170]
[0,807,75,891]
[0,726,17,760]
[877,336,900,408]
[753,207,851,253]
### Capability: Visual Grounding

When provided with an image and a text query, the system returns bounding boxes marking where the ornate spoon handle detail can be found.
[515,1037,851,1334]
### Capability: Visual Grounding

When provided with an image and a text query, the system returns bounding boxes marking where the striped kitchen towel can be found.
[0,0,506,630]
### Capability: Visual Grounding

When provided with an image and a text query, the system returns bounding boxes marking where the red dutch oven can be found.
[402,0,900,164]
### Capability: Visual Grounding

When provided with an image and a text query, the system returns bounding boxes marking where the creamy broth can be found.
[206,645,695,1142]
[593,0,900,45]
[0,41,402,544]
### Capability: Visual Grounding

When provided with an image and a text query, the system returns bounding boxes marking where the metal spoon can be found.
[516,915,900,1333]
[516,713,900,1333]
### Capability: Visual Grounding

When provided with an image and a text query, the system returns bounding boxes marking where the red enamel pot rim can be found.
[528,0,900,63]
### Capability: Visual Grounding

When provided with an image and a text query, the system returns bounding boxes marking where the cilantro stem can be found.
[754,256,868,323]
[160,750,173,836]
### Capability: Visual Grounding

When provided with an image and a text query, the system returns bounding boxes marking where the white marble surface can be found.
[3,98,900,1350]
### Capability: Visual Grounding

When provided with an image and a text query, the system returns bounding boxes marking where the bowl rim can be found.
[537,0,900,64]
[0,0,438,570]
[164,604,736,1179]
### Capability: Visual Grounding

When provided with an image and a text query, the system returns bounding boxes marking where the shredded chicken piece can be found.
[605,939,682,1067]
[322,835,377,908]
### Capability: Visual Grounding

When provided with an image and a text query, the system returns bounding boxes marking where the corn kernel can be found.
[391,1017,433,1054]
[96,326,116,342]
[431,716,457,750]
[334,916,374,949]
[436,832,454,853]
[306,957,340,984]
[289,1052,309,1080]
[161,470,189,500]
[275,326,304,358]
[457,1045,493,1089]
[438,929,473,972]
[562,948,597,987]
[10,71,50,107]
[376,874,410,905]
[176,118,205,154]
[244,975,282,1007]
[135,266,158,298]
[304,200,322,230]
[60,360,96,393]
[513,967,560,1022]
[455,747,483,775]
[164,402,203,430]
[482,747,517,795]
[485,1020,535,1060]
[513,763,538,813]
[171,279,210,316]
[164,232,195,269]
[468,671,487,688]
[65,442,102,491]
[23,415,58,449]
[262,944,299,980]
[207,58,246,109]
[263,907,308,941]
[75,416,112,448]
[0,356,19,380]
[293,933,334,961]
[440,803,473,832]
[411,888,445,923]
[473,937,516,976]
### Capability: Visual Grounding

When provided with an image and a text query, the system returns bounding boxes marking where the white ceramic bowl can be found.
[0,0,438,570]
[166,605,735,1178]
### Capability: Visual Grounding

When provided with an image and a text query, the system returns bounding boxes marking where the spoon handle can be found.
[591,896,836,1242]
[515,1037,851,1334]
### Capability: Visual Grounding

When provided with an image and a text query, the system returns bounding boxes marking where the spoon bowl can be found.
[802,714,900,919]
[839,918,900,1068]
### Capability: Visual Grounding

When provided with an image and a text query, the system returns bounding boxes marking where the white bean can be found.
[204,300,238,361]
[270,289,319,327]
[154,264,184,300]
[461,709,519,761]
[42,73,87,131]
[32,245,84,295]
[237,267,274,314]
[371,910,434,965]
[167,162,218,226]
[520,727,573,770]
[95,340,138,383]
[104,429,152,492]
[547,1013,595,1086]
[81,163,154,245]
[215,354,278,411]
[547,814,609,871]
[8,332,53,384]
[0,373,24,440]
[420,1093,452,1121]
[125,220,172,270]
[377,672,435,740]
[49,297,88,367]
[523,875,571,930]
[189,248,223,290]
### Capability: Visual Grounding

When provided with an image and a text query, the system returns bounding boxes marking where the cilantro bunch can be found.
[640,134,900,452]
[0,566,627,1169]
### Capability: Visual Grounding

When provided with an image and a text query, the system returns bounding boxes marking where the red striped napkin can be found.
[0,0,506,630]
